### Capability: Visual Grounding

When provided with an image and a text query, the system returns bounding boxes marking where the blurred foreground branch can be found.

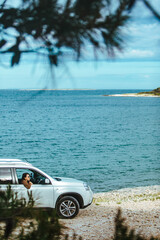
[0,0,131,67]
[0,186,159,240]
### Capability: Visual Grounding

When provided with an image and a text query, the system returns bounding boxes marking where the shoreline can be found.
[61,185,160,240]
[104,93,160,97]
[93,185,160,200]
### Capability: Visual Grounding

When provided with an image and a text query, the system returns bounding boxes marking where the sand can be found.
[60,186,160,240]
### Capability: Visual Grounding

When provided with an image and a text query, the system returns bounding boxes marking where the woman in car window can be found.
[22,173,33,189]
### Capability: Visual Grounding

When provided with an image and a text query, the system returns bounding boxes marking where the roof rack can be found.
[0,159,32,166]
[0,159,22,162]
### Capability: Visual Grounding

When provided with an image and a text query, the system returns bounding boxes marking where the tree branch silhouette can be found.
[0,0,159,68]
[0,0,131,67]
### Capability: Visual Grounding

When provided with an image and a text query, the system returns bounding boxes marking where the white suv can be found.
[0,159,93,218]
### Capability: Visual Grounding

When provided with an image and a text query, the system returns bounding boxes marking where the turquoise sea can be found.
[0,89,159,192]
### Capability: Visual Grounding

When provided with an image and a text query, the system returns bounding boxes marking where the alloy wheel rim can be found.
[60,200,76,217]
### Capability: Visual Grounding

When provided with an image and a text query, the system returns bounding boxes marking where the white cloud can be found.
[128,49,154,57]
[144,75,150,79]
[121,20,160,59]
[118,49,154,59]
[125,22,159,38]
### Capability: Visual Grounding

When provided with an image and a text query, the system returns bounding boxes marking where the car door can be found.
[14,168,54,208]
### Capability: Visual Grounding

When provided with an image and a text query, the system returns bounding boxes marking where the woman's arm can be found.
[22,180,33,189]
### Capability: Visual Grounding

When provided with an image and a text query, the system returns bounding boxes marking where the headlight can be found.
[83,182,90,191]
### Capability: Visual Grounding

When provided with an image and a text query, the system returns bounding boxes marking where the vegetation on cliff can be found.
[138,87,160,96]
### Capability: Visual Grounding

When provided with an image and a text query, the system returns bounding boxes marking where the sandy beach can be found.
[61,186,160,240]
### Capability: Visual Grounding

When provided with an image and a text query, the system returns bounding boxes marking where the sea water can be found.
[0,89,159,192]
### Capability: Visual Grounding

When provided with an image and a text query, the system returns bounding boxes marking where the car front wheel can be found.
[56,196,80,219]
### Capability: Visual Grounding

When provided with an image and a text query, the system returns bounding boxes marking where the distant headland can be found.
[104,87,160,97]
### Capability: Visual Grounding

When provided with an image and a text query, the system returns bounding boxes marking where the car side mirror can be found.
[45,178,50,184]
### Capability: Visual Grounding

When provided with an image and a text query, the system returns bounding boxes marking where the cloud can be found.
[115,48,155,59]
[127,22,159,37]
[121,19,160,59]
[125,49,154,58]
[144,75,150,79]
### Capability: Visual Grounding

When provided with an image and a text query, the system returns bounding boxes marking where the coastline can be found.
[61,185,160,240]
[104,93,160,97]
[104,87,160,97]
[93,185,160,202]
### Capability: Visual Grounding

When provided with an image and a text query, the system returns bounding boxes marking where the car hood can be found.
[51,177,84,186]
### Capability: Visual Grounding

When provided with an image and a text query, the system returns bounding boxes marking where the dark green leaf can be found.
[0,39,7,48]
[49,55,58,66]
[11,52,21,67]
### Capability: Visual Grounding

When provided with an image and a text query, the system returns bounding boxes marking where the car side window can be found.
[16,169,51,185]
[0,168,12,184]
[16,169,31,184]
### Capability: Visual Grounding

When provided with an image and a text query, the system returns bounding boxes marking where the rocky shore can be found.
[61,186,160,240]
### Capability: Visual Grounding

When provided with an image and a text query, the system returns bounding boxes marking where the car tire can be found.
[56,196,80,219]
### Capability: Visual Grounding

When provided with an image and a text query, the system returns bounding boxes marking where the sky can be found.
[0,0,160,89]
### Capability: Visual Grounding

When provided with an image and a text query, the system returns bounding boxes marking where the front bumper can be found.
[82,189,93,208]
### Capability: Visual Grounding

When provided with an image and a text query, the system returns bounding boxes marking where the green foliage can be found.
[0,185,34,239]
[0,185,62,240]
[138,88,160,96]
[18,209,62,240]
[0,186,159,240]
[0,0,159,67]
[0,0,131,67]
[114,209,159,240]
